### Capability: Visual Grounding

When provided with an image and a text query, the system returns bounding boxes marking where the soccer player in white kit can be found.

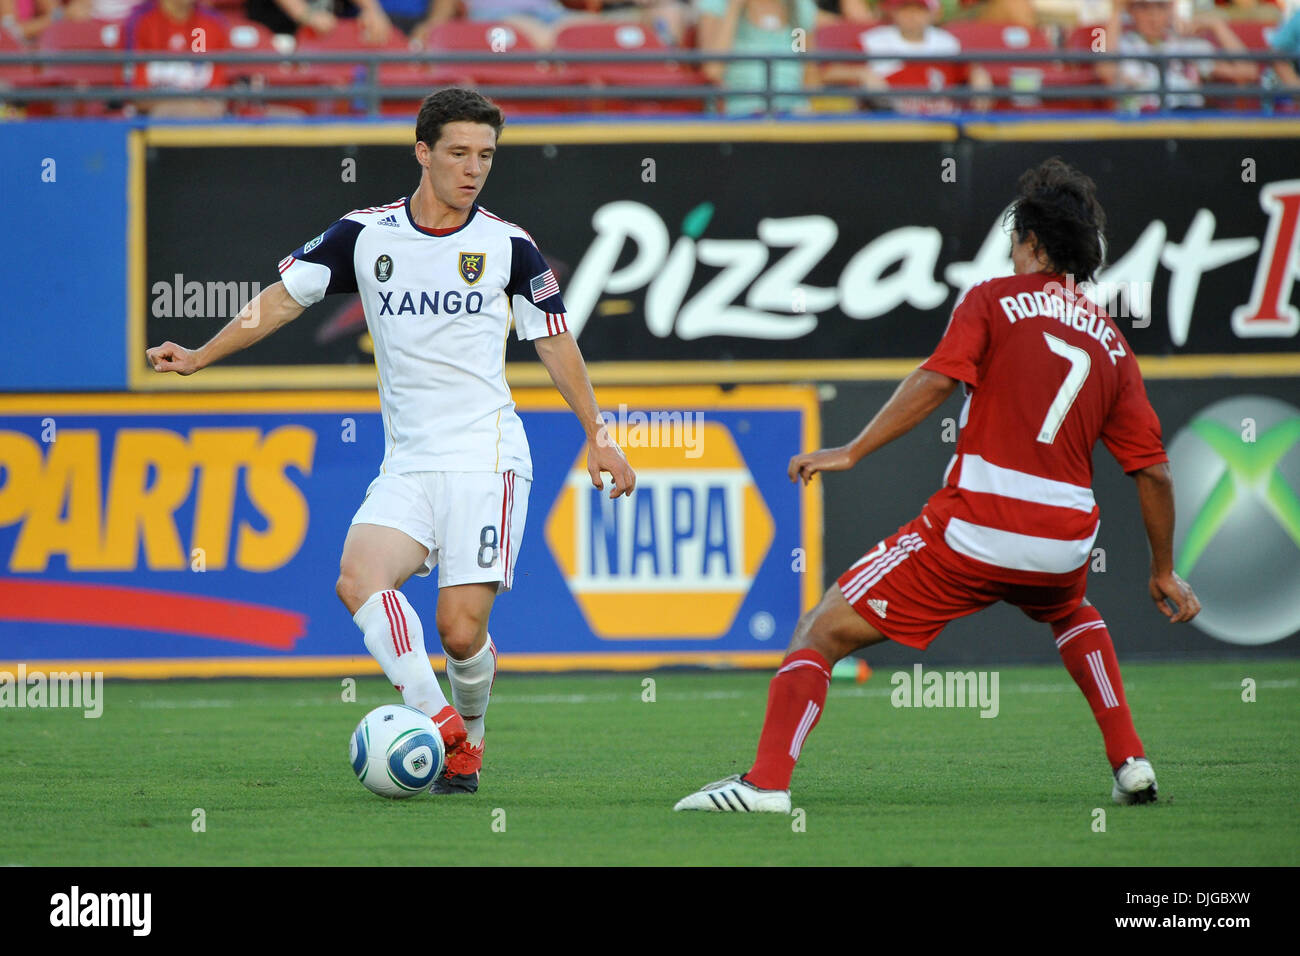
[146,88,636,794]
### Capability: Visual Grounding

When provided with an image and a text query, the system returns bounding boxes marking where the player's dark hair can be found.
[415,88,505,150]
[1008,158,1107,282]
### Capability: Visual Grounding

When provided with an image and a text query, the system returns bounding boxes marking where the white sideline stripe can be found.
[945,517,1096,574]
[132,681,1136,710]
[1055,619,1106,649]
[1086,649,1120,709]
[958,454,1096,513]
[789,701,820,760]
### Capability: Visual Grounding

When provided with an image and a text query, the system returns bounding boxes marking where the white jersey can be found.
[279,198,569,481]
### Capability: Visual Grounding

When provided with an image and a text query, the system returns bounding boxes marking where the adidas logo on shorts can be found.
[867,598,888,619]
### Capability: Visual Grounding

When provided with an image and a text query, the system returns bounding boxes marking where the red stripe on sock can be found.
[746,649,832,791]
[381,591,404,657]
[390,591,411,655]
[1052,604,1143,769]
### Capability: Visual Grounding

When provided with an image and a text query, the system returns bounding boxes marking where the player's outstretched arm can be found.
[145,281,306,375]
[1133,462,1200,623]
[534,331,636,499]
[789,367,958,484]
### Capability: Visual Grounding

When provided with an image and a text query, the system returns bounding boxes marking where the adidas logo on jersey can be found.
[377,214,399,227]
[867,598,888,619]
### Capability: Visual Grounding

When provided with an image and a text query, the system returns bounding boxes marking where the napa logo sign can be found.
[545,419,776,639]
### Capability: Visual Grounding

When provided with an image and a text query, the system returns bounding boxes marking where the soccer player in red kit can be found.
[675,158,1201,813]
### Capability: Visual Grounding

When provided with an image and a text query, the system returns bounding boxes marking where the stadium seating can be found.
[38,18,128,87]
[551,21,707,113]
[421,20,549,86]
[813,19,882,56]
[419,20,574,115]
[946,21,1095,110]
[0,27,41,93]
[223,17,343,115]
[295,17,427,85]
[35,18,129,116]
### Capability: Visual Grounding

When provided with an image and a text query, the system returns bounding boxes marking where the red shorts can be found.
[837,513,1087,650]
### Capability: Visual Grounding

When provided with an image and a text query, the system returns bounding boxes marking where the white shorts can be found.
[350,471,530,591]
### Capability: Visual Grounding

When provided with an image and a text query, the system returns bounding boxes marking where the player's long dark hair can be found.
[1008,158,1107,283]
[416,88,505,150]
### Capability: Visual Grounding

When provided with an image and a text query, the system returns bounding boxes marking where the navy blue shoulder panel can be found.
[290,219,363,296]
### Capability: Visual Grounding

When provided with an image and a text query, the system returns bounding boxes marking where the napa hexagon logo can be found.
[545,421,774,639]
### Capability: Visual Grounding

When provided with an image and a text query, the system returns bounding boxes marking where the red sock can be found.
[746,649,832,791]
[1052,605,1144,770]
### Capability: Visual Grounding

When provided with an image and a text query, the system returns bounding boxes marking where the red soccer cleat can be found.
[430,705,467,756]
[430,739,483,794]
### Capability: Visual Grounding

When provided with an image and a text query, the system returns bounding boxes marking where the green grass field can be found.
[1,660,1296,866]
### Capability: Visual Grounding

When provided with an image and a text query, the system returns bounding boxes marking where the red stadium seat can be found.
[813,19,882,56]
[296,18,428,88]
[223,17,344,115]
[813,20,881,93]
[38,18,128,88]
[1225,20,1281,52]
[419,21,574,116]
[944,21,1054,87]
[0,27,41,92]
[949,21,1099,110]
[551,21,706,113]
[421,20,549,85]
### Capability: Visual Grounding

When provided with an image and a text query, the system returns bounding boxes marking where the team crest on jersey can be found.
[458,253,486,285]
[375,255,393,282]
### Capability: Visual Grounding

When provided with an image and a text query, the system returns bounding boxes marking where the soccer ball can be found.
[349,704,445,799]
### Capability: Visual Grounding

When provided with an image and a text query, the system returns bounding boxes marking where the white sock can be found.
[354,590,449,718]
[445,635,496,747]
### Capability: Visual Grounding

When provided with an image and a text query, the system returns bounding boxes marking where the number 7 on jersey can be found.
[1038,332,1092,445]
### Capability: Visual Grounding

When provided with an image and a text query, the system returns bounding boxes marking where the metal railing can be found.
[1,48,1295,115]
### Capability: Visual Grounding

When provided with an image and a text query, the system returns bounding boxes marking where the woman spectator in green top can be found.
[697,0,821,115]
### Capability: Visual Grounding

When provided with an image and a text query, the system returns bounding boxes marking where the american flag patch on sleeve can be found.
[530,269,560,301]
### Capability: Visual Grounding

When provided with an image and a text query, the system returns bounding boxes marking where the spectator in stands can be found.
[412,0,574,48]
[245,0,393,42]
[56,0,152,23]
[697,0,821,115]
[970,0,1038,29]
[578,0,697,46]
[1095,0,1254,109]
[809,0,871,22]
[125,0,229,116]
[375,0,431,35]
[823,0,991,114]
[1,0,60,41]
[1270,6,1300,87]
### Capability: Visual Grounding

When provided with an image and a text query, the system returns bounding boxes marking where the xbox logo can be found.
[1168,396,1300,645]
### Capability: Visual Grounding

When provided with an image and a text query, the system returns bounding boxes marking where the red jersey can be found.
[919,272,1167,585]
[125,2,229,90]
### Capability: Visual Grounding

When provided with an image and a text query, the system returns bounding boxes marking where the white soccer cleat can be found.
[1112,756,1158,805]
[673,774,792,813]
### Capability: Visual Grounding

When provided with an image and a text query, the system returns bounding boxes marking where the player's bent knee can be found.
[335,565,378,614]
[437,625,483,661]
